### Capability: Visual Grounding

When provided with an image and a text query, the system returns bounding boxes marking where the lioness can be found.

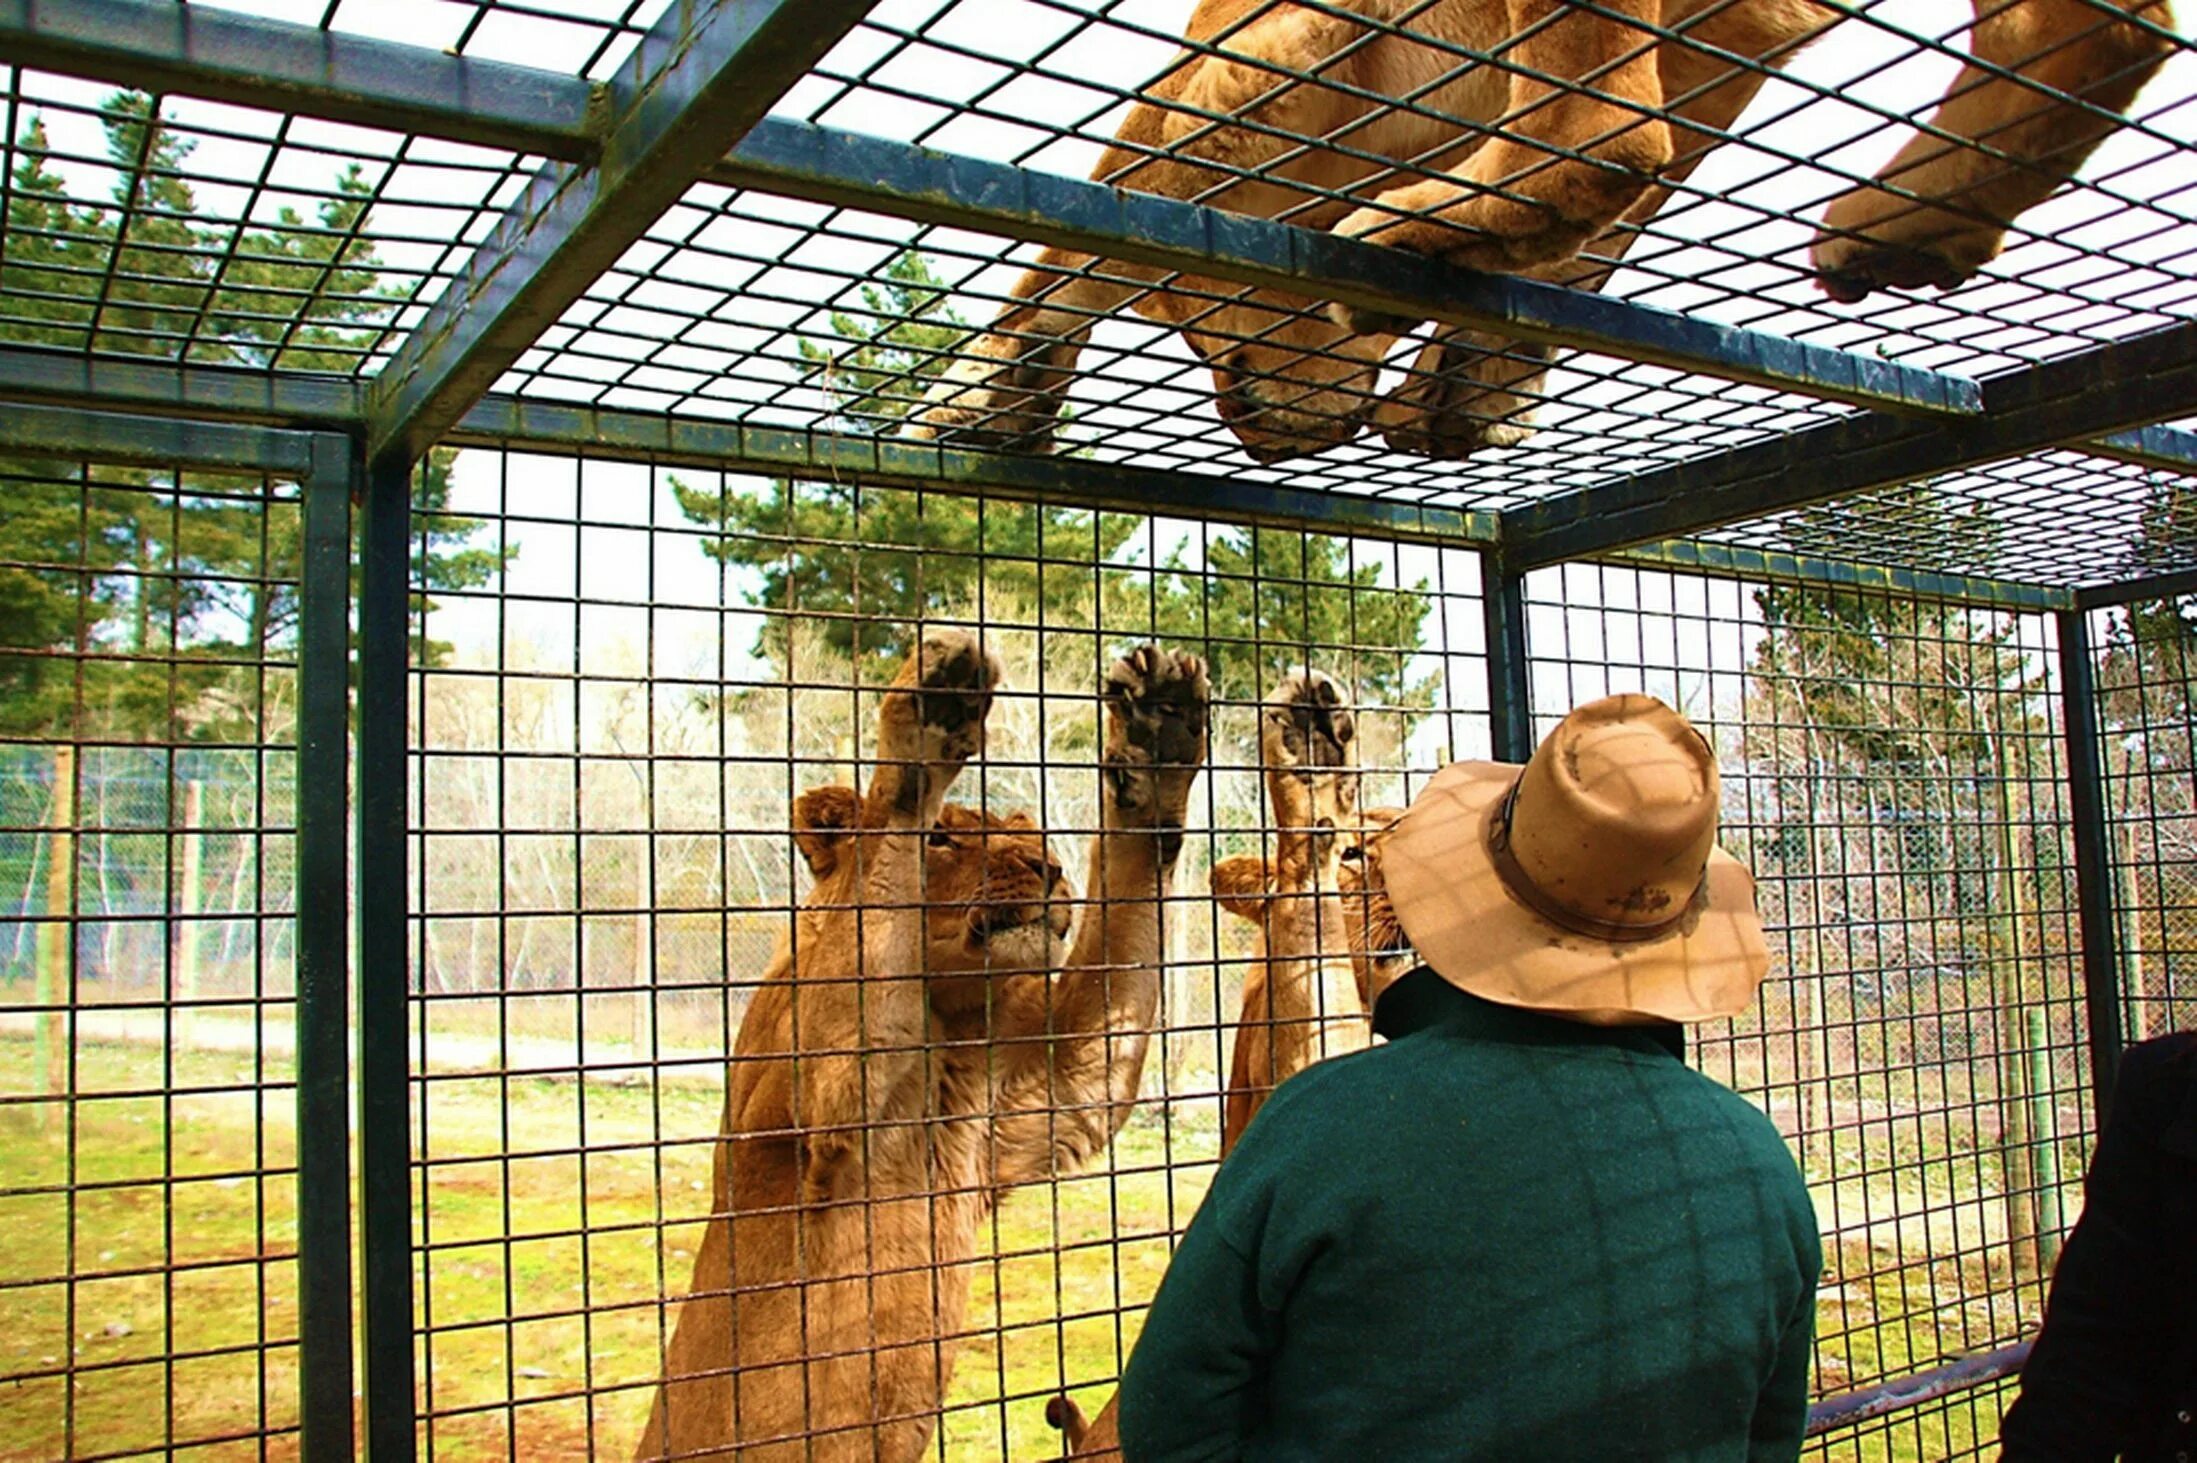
[910,0,2174,463]
[635,632,1209,1462]
[1046,780,1413,1461]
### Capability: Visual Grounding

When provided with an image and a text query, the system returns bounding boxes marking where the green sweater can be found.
[1117,971,1821,1462]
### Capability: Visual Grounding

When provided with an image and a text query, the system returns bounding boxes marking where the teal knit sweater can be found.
[1117,971,1821,1461]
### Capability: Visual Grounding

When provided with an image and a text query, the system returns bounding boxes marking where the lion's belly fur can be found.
[648,944,1044,1462]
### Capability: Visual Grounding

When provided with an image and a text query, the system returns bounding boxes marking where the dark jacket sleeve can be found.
[1998,1040,2184,1461]
[1116,1087,1316,1463]
[1749,1297,1816,1460]
[1114,1203,1276,1463]
[1751,1219,1823,1461]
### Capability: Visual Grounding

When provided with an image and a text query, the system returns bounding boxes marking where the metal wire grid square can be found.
[399,441,1490,1457]
[0,453,309,1459]
[1520,558,2094,1457]
[2092,589,2197,1039]
[1697,452,2197,593]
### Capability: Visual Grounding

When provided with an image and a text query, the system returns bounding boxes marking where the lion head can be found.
[1336,804,1412,1008]
[793,786,1073,1010]
[1149,281,1392,464]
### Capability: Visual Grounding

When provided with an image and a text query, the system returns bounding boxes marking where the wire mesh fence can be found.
[6,0,2197,1457]
[2092,590,2197,1041]
[397,442,1492,1457]
[0,453,312,1461]
[1522,559,2098,1460]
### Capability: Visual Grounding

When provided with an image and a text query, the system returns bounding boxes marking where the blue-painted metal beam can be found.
[448,397,1499,544]
[0,345,1496,544]
[0,344,2127,608]
[1504,321,2197,569]
[363,0,884,468]
[2084,422,2197,476]
[352,448,415,1463]
[0,397,332,473]
[2,3,1985,427]
[709,120,1982,422]
[0,0,601,158]
[2055,610,2126,1121]
[2075,563,2197,609]
[295,441,359,1463]
[1606,539,2073,612]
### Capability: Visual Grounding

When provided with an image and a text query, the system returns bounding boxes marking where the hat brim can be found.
[1382,760,1770,1026]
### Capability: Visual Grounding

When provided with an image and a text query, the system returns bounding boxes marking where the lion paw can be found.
[1811,202,2004,305]
[875,629,1002,818]
[1261,670,1357,774]
[1101,645,1211,845]
[1260,671,1360,861]
[905,349,1068,452]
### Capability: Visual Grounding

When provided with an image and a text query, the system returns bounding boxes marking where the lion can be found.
[1210,668,1377,1155]
[1044,674,1419,1460]
[909,0,2174,463]
[633,631,1210,1463]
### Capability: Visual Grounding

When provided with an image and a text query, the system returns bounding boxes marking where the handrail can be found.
[1805,1342,2033,1435]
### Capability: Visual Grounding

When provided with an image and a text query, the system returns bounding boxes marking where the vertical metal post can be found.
[297,441,357,1461]
[358,450,418,1461]
[2055,609,2126,1118]
[1482,551,1533,763]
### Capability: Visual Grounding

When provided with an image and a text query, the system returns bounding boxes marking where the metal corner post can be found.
[297,437,359,1461]
[1482,552,1533,764]
[2055,608,2126,1118]
[357,447,418,1460]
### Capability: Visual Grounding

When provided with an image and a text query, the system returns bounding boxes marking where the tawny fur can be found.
[634,633,1209,1463]
[909,0,2174,463]
[1213,669,1375,1156]
[1049,681,1418,1462]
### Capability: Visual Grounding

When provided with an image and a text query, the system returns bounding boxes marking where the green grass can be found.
[0,1035,1211,1460]
[3,1031,2032,1461]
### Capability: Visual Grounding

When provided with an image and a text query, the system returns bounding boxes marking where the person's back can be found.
[1114,695,1823,1461]
[1121,973,1819,1461]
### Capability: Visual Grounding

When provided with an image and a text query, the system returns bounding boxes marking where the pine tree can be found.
[674,250,1435,705]
[0,94,508,739]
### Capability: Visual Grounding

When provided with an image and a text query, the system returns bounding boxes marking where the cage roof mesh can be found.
[3,0,2195,591]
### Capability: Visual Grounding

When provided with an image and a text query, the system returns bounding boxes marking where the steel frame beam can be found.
[0,0,598,156]
[0,402,360,1462]
[10,0,1984,426]
[706,121,1978,420]
[1606,539,2073,613]
[2074,563,2197,610]
[0,344,2134,606]
[351,449,413,1462]
[0,397,333,474]
[2057,609,2128,1117]
[0,345,1497,543]
[1505,321,2197,568]
[361,0,884,468]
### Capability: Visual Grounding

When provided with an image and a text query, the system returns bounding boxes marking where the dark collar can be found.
[1372,965,1686,1061]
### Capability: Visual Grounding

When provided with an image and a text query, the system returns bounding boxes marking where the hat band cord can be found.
[1486,776,1702,946]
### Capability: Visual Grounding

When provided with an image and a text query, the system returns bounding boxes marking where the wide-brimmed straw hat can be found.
[1381,693,1770,1026]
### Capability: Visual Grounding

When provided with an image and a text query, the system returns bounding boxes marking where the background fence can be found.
[5,0,2197,1459]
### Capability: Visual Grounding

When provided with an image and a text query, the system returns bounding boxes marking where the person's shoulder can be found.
[2111,1029,2197,1132]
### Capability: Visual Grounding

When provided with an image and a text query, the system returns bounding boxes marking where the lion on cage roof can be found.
[906,0,2175,466]
[632,630,1209,1463]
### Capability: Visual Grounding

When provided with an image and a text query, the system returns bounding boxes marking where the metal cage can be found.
[3,0,2195,1457]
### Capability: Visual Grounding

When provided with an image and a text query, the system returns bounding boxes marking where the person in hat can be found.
[1997,1025,2197,1462]
[1114,693,1822,1460]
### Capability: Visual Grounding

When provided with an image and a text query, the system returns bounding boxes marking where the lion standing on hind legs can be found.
[1047,670,1418,1460]
[634,631,1209,1463]
[1210,669,1378,1156]
[909,0,2174,464]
